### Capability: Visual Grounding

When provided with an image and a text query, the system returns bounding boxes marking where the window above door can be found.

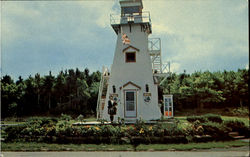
[123,45,140,63]
[125,52,136,62]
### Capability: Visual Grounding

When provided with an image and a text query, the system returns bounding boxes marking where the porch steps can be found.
[228,132,245,139]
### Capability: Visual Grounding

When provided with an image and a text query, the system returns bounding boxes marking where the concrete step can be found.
[232,136,245,139]
[229,132,239,136]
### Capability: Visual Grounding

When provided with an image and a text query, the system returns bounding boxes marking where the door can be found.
[163,95,173,117]
[124,90,137,118]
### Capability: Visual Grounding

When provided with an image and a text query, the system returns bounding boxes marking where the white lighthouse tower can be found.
[97,0,169,122]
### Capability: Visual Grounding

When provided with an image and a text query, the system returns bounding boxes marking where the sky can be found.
[1,0,249,80]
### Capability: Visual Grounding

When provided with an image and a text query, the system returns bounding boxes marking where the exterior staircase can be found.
[96,66,110,119]
[148,38,171,83]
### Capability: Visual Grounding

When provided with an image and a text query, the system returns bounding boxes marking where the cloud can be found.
[144,0,249,73]
[1,1,118,79]
[170,62,181,73]
[77,1,116,28]
[152,24,174,35]
[1,0,248,79]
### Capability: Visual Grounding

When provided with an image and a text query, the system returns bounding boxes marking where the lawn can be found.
[221,116,249,126]
[1,140,248,151]
[175,116,249,127]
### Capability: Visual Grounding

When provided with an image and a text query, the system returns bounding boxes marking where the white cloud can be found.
[1,0,248,78]
[152,24,174,35]
[77,1,116,28]
[2,1,117,45]
[2,2,42,44]
[170,62,181,73]
[144,0,248,73]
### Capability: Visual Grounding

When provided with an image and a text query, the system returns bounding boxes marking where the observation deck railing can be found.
[110,11,151,25]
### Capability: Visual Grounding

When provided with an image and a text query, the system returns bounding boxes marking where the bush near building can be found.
[187,114,223,123]
[3,114,249,144]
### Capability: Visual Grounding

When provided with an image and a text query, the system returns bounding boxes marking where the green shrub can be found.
[224,120,245,129]
[187,115,207,123]
[55,120,72,136]
[60,114,72,121]
[27,117,58,126]
[6,116,248,144]
[201,122,230,140]
[191,121,204,136]
[76,114,85,122]
[230,107,249,117]
[4,124,26,141]
[224,120,249,137]
[162,122,185,136]
[204,114,222,123]
[152,124,165,137]
[45,126,56,136]
[187,114,223,123]
[125,125,138,136]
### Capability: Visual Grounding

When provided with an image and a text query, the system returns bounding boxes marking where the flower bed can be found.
[3,115,249,144]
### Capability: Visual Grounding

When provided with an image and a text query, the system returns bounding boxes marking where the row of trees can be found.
[160,69,249,110]
[1,68,248,118]
[1,68,101,118]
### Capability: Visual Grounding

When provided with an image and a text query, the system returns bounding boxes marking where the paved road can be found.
[1,151,249,157]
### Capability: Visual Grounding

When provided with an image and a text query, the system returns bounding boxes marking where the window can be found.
[122,6,140,15]
[126,91,135,111]
[145,84,149,92]
[126,52,136,62]
[112,85,116,93]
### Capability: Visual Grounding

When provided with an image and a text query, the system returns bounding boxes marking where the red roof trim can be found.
[122,45,140,53]
[120,81,141,90]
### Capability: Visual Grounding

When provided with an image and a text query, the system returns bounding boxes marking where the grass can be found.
[1,142,134,151]
[175,116,188,122]
[136,140,249,151]
[175,107,249,117]
[1,116,97,125]
[222,116,249,126]
[1,121,25,125]
[1,140,248,151]
[175,116,249,127]
[84,117,97,122]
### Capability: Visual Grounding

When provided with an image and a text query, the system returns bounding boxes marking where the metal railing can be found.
[96,66,109,119]
[110,11,151,25]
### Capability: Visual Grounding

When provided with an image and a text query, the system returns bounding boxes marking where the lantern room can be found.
[120,0,143,16]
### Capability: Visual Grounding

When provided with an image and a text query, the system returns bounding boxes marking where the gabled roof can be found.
[122,45,140,53]
[120,81,141,90]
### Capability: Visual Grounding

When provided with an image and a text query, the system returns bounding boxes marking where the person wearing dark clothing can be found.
[112,102,117,114]
[108,99,114,122]
[108,97,117,123]
[108,99,113,114]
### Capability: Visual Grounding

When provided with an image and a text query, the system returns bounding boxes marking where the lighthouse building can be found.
[97,0,168,122]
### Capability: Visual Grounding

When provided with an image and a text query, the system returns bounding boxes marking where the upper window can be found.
[126,52,136,62]
[122,6,140,15]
